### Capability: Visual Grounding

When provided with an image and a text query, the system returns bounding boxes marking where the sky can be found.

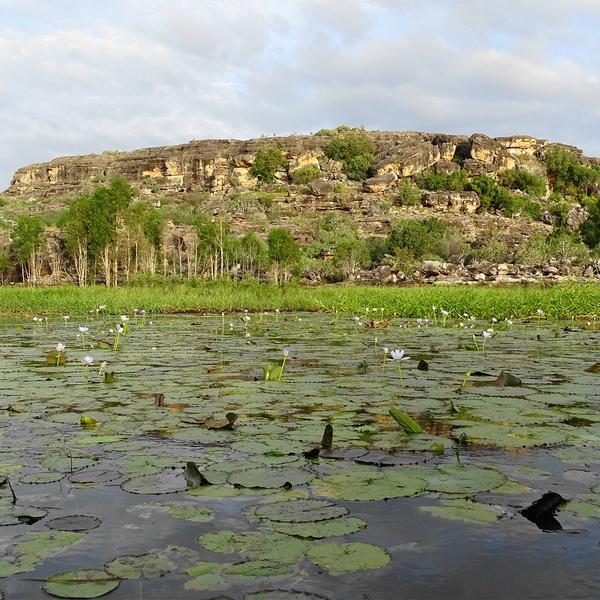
[1,0,599,189]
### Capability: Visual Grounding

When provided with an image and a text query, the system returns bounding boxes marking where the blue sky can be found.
[1,0,599,189]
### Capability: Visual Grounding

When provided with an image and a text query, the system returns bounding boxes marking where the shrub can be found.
[396,181,422,206]
[415,169,468,192]
[466,175,523,217]
[333,237,370,279]
[498,169,546,197]
[324,130,374,181]
[579,196,600,249]
[386,218,447,259]
[291,164,320,185]
[545,147,600,195]
[250,148,287,184]
[267,227,300,266]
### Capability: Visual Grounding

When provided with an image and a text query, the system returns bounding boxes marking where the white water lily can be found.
[81,355,94,366]
[441,309,449,316]
[482,329,494,339]
[62,315,70,321]
[78,326,89,333]
[55,342,65,352]
[382,347,389,354]
[390,349,410,361]
[120,315,129,322]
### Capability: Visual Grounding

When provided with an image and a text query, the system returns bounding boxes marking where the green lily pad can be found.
[19,471,65,485]
[121,470,187,495]
[199,530,308,563]
[228,467,314,489]
[106,552,173,579]
[421,499,501,523]
[43,569,120,598]
[312,463,427,501]
[424,464,506,495]
[0,505,47,526]
[306,542,390,575]
[267,516,366,538]
[253,499,347,523]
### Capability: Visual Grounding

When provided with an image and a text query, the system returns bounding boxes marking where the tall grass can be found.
[0,281,598,319]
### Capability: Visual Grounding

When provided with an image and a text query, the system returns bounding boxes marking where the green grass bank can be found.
[0,281,599,319]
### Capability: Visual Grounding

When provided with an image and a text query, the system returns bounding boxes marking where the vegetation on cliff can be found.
[1,130,599,287]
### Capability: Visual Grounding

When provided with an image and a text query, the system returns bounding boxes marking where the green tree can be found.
[324,130,374,181]
[498,169,546,197]
[62,194,91,285]
[580,196,600,249]
[250,148,287,184]
[11,215,45,284]
[267,227,300,284]
[333,237,370,279]
[291,164,321,185]
[0,249,11,284]
[86,178,134,285]
[194,213,230,278]
[386,218,446,259]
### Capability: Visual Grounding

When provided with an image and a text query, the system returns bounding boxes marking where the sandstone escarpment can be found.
[6,130,591,200]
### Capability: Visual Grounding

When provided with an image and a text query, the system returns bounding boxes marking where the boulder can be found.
[374,139,440,178]
[421,191,480,213]
[308,178,336,196]
[495,136,545,157]
[434,160,460,174]
[566,205,589,231]
[363,172,397,193]
[469,134,516,169]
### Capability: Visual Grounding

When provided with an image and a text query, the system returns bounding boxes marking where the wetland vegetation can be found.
[1,309,600,599]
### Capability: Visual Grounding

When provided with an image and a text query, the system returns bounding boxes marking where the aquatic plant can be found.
[78,326,89,350]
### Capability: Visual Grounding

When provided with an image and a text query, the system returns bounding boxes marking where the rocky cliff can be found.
[7,130,597,200]
[2,129,599,286]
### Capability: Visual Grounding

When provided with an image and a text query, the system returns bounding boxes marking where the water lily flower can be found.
[491,317,498,323]
[482,329,494,339]
[98,305,107,311]
[283,346,291,358]
[242,315,251,323]
[62,315,70,321]
[390,349,410,361]
[55,342,65,353]
[78,326,89,333]
[441,309,449,316]
[82,355,94,366]
[120,315,129,322]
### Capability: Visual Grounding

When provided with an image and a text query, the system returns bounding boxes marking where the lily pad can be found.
[421,499,501,523]
[106,552,173,579]
[312,463,427,501]
[306,542,390,575]
[199,530,308,564]
[424,464,506,495]
[46,515,101,532]
[253,499,347,523]
[121,470,186,495]
[267,517,366,538]
[228,467,314,489]
[43,569,119,598]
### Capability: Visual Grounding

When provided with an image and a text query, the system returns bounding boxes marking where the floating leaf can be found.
[389,409,423,434]
[228,467,313,489]
[267,517,366,538]
[46,515,101,532]
[43,569,119,598]
[421,499,500,523]
[80,416,99,428]
[106,553,173,579]
[253,499,347,523]
[199,530,308,564]
[584,363,600,373]
[424,464,506,495]
[312,463,427,501]
[306,542,389,575]
[122,470,186,495]
[0,505,47,526]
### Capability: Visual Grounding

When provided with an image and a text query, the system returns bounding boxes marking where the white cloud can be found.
[1,0,599,189]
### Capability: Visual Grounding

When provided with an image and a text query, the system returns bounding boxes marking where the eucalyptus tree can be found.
[11,215,45,284]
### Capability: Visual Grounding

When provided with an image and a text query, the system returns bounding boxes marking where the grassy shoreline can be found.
[0,281,599,319]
